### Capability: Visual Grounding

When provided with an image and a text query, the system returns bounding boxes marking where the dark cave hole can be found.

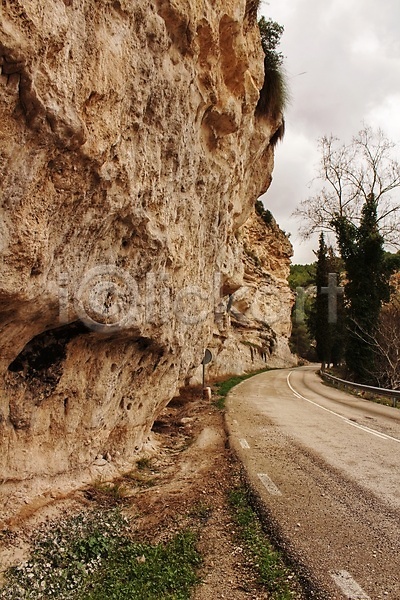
[151,420,170,433]
[8,321,91,375]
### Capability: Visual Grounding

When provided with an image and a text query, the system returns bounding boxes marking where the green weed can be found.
[214,369,270,409]
[229,487,296,600]
[0,510,201,600]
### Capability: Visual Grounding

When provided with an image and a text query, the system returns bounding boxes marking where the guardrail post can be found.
[393,397,397,408]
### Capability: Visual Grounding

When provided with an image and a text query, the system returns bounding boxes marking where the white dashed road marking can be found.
[287,372,400,443]
[257,473,282,496]
[239,438,250,449]
[331,570,371,599]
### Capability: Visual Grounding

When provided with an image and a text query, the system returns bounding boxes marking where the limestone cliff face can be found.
[192,209,295,383]
[0,0,288,484]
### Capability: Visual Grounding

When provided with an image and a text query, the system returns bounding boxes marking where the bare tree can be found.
[373,296,400,390]
[348,295,400,390]
[295,126,400,248]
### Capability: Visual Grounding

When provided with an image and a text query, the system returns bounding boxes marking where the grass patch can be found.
[0,510,201,600]
[214,369,270,409]
[80,530,201,600]
[188,502,212,522]
[93,481,126,499]
[229,487,296,599]
[256,65,289,121]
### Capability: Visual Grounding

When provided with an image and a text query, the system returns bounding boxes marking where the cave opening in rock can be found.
[8,321,91,376]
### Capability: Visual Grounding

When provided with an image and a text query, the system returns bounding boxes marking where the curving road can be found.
[226,366,400,599]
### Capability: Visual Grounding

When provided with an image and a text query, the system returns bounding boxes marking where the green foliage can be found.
[309,234,345,367]
[384,250,400,275]
[81,530,201,600]
[229,487,296,599]
[295,126,400,383]
[332,195,392,383]
[1,509,130,599]
[288,265,316,360]
[0,510,201,600]
[214,370,270,409]
[255,199,274,226]
[289,287,315,360]
[288,263,316,290]
[257,17,289,120]
[258,17,284,68]
[289,317,314,360]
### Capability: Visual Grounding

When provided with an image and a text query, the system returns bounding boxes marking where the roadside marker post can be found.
[202,349,212,399]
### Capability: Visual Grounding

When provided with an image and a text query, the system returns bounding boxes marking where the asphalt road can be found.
[226,366,400,599]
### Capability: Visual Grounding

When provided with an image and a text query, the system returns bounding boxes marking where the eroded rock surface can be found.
[192,209,295,383]
[0,0,290,484]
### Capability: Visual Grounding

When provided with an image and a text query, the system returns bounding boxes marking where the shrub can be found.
[257,17,289,120]
[255,199,274,226]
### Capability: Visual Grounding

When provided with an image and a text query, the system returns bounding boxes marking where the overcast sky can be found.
[259,0,400,264]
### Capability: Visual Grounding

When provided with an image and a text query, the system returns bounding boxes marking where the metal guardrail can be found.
[319,371,400,408]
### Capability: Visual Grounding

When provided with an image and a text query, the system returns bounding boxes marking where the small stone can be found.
[93,458,107,466]
[136,555,146,563]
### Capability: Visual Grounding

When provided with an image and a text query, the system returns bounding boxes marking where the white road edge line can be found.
[331,570,371,599]
[239,438,250,449]
[257,473,282,496]
[287,372,400,444]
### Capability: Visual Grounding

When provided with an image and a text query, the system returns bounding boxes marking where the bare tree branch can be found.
[348,295,400,390]
[294,126,400,248]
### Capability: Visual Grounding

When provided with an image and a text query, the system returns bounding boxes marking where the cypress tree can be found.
[313,233,330,367]
[332,194,391,383]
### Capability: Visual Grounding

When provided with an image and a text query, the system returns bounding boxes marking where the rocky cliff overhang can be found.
[0,0,285,488]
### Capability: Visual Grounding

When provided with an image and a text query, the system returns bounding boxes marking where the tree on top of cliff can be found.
[258,17,284,68]
[256,17,289,122]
